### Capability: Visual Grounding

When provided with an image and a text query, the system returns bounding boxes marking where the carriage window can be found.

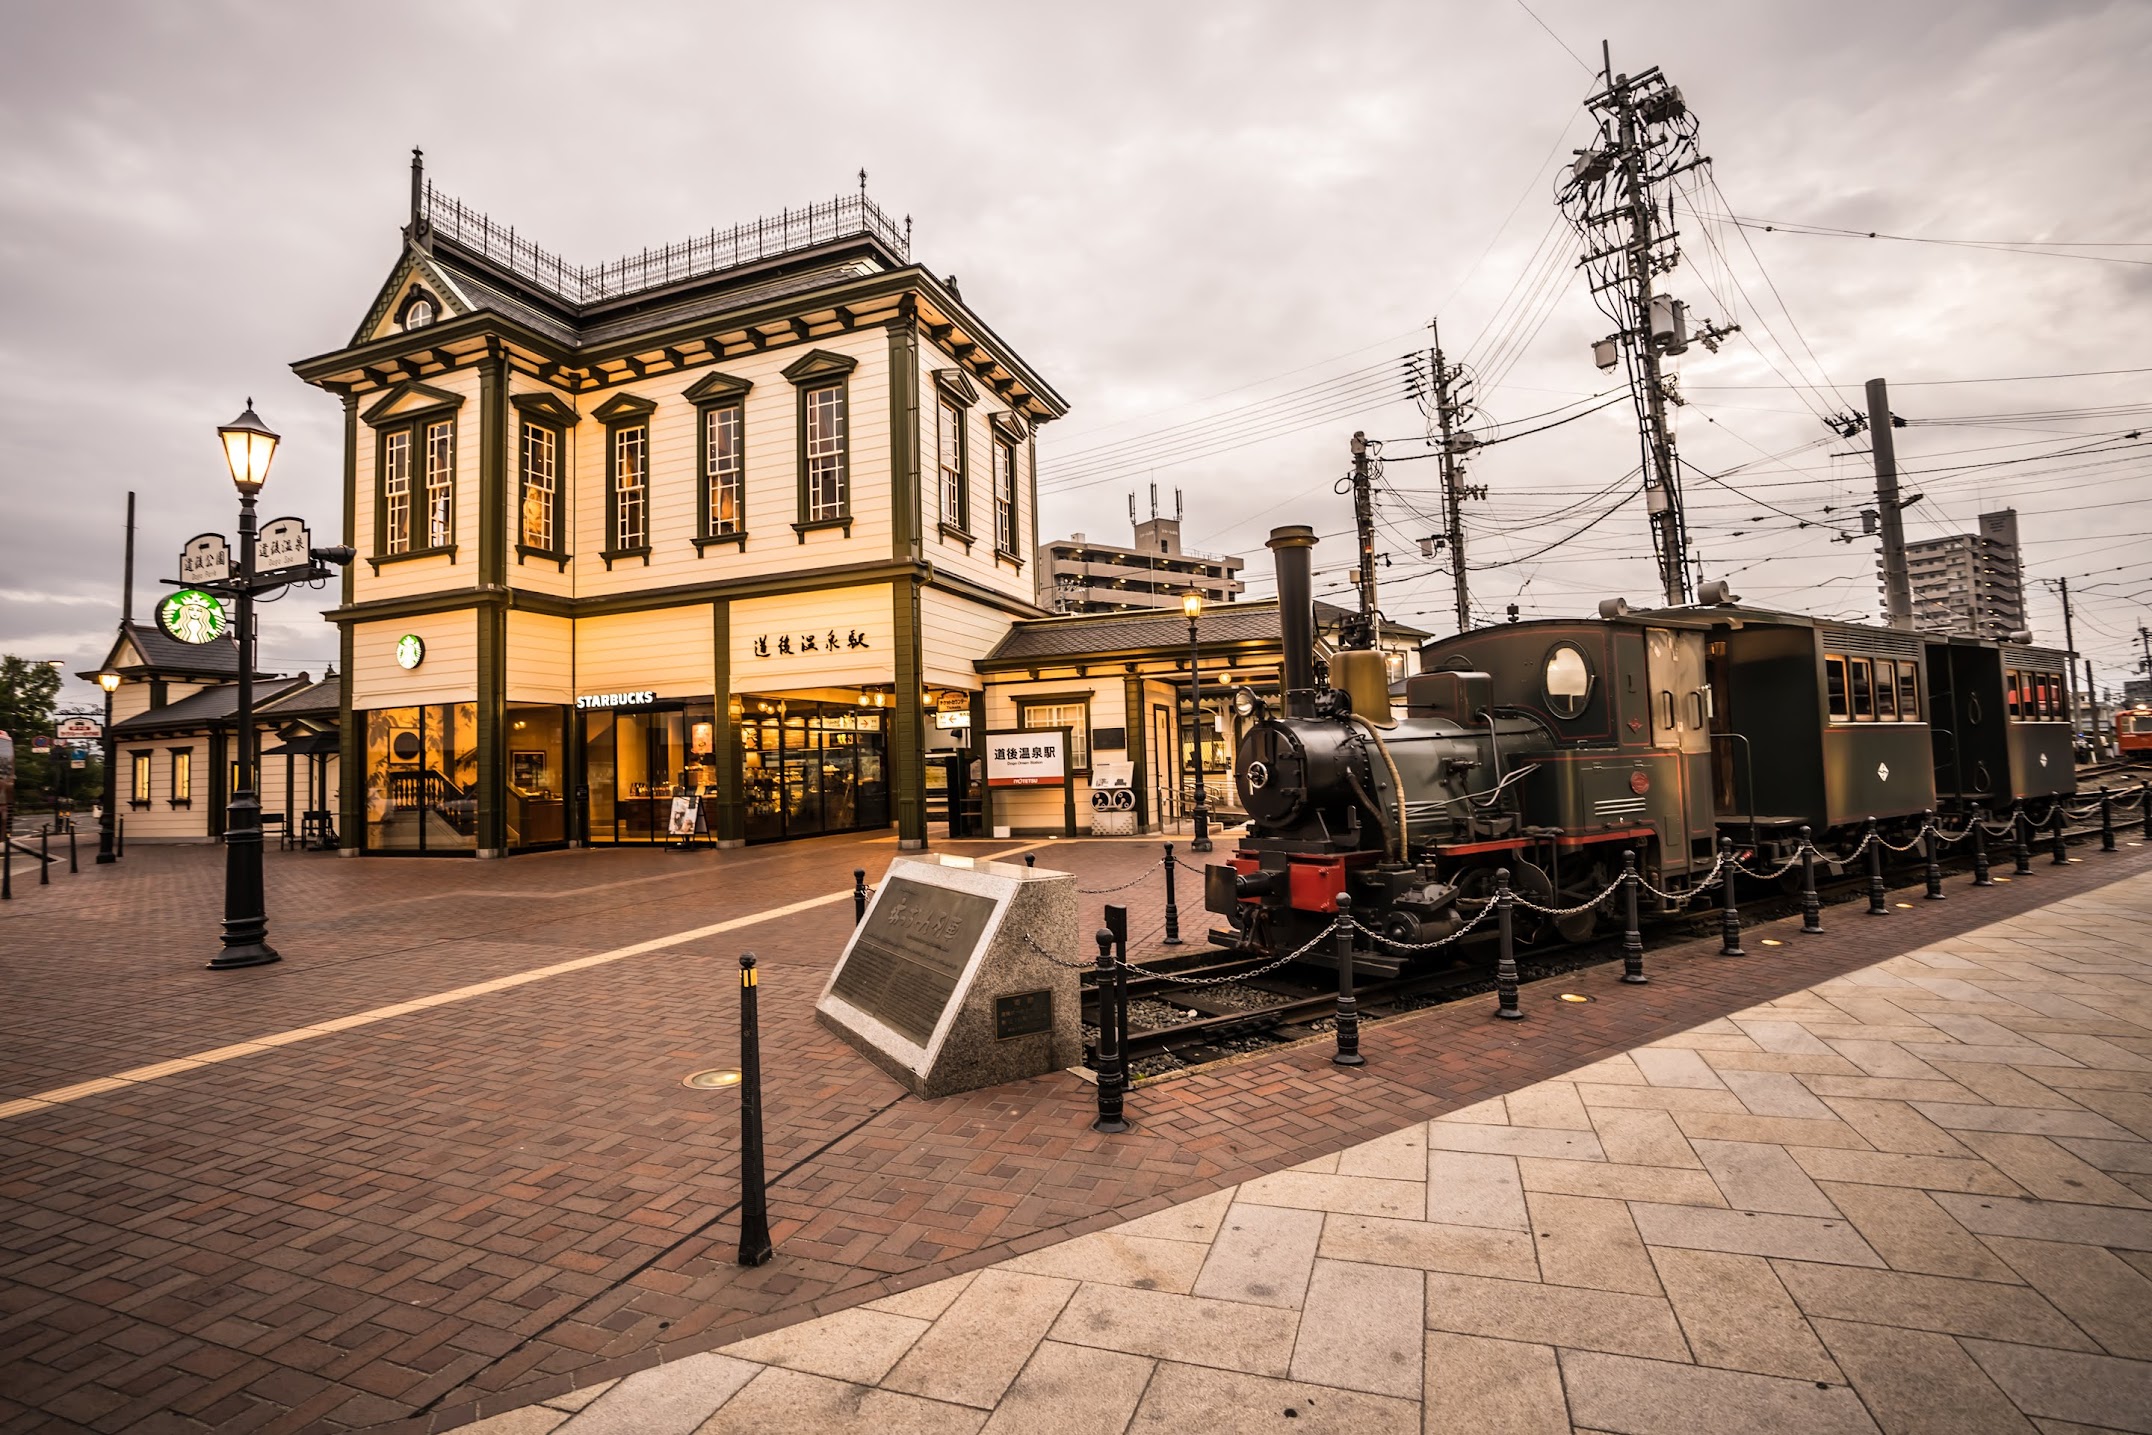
[1542,644,1592,718]
[1849,658,1875,720]
[2005,670,2021,718]
[1875,662,1898,720]
[1897,664,1919,720]
[1826,656,1849,720]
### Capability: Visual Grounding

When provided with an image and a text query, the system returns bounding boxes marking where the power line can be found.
[1725,214,2152,267]
[1683,367,2152,390]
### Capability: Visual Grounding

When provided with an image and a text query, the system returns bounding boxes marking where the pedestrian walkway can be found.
[477,870,2152,1435]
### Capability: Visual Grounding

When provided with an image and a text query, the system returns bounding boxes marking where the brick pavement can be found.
[0,832,2146,1432]
[455,865,2152,1435]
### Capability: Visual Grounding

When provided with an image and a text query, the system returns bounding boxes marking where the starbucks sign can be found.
[156,588,227,645]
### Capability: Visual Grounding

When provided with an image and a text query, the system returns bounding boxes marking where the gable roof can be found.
[109,675,308,738]
[255,671,343,722]
[980,600,1430,669]
[88,621,277,683]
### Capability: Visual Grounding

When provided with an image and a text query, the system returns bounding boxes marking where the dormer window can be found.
[403,298,435,331]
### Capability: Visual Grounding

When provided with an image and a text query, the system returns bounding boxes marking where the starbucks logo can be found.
[156,589,226,645]
[396,634,425,670]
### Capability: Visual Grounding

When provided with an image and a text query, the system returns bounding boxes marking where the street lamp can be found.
[212,399,280,969]
[95,671,120,864]
[1182,591,1212,853]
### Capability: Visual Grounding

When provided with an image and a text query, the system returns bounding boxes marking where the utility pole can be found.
[2057,576,2077,729]
[1868,377,1914,630]
[1428,322,1473,634]
[1616,77,1689,608]
[1348,431,1378,644]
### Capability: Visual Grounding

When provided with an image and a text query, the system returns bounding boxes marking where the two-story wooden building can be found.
[294,158,1066,855]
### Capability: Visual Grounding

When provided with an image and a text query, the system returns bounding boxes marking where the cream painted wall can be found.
[980,676,1128,834]
[919,339,1036,609]
[729,583,893,693]
[119,736,210,841]
[920,587,1013,692]
[574,604,714,700]
[505,609,574,705]
[350,367,484,605]
[351,610,478,709]
[504,372,580,600]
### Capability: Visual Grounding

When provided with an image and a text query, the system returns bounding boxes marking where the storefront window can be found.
[506,705,567,849]
[739,698,887,843]
[363,703,477,852]
[582,706,687,843]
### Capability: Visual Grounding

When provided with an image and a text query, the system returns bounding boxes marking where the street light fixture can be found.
[212,400,281,969]
[1182,590,1211,853]
[95,671,120,864]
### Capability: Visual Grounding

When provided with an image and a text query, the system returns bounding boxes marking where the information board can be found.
[667,794,703,836]
[985,728,1067,788]
[828,874,998,1044]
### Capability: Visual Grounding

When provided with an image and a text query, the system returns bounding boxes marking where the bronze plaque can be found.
[832,875,998,1045]
[994,990,1052,1041]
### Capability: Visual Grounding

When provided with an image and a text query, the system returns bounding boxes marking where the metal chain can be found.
[1139,924,1339,983]
[1509,872,1629,918]
[1635,850,1728,906]
[1077,868,1157,896]
[1347,895,1498,953]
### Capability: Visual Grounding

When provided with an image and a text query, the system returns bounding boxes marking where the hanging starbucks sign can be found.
[156,588,228,645]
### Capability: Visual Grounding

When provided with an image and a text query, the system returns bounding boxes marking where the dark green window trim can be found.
[990,411,1026,564]
[512,393,575,565]
[685,368,753,552]
[363,381,466,564]
[593,391,657,567]
[1014,691,1094,777]
[932,368,977,542]
[516,542,571,572]
[783,348,858,539]
[369,543,459,573]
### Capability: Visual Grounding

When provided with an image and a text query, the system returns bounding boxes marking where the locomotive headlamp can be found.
[1232,686,1266,719]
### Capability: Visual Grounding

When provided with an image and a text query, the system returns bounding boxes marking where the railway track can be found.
[1080,815,2138,1076]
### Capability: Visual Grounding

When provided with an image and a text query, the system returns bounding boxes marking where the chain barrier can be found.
[1733,846,1809,881]
[1077,868,1159,896]
[1022,921,1336,984]
[1634,850,1729,907]
[1509,873,1630,919]
[1347,897,1500,953]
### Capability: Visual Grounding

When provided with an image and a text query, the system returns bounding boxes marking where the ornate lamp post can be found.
[1182,591,1212,853]
[211,400,281,969]
[95,671,121,863]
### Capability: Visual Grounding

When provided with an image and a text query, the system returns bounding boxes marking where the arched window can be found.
[402,298,435,331]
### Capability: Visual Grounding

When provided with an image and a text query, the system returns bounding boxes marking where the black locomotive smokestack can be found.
[1268,525,1318,717]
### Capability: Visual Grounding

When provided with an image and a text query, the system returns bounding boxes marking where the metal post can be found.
[1718,836,1745,956]
[117,815,124,860]
[1332,893,1365,1066]
[2050,803,2067,865]
[40,827,49,886]
[1025,853,1036,868]
[853,867,868,925]
[1187,614,1211,853]
[1091,928,1128,1133]
[2100,787,2115,852]
[1161,842,1182,946]
[736,953,773,1266]
[2012,806,2032,874]
[1870,378,1914,629]
[1922,810,1944,900]
[1866,818,1887,915]
[2143,781,2151,841]
[1799,826,1823,933]
[213,490,278,969]
[1620,849,1648,981]
[1970,806,1993,887]
[69,826,78,874]
[96,683,117,864]
[1493,868,1523,1020]
[3,827,11,900]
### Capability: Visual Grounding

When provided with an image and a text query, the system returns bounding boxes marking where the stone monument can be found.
[816,853,1081,1098]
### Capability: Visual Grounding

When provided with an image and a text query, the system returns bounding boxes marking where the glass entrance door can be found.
[584,707,686,844]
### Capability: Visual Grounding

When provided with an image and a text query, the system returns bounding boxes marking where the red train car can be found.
[2119,703,2152,762]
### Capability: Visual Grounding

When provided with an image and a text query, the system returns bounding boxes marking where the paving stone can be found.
[1717,1068,1837,1118]
[1124,1359,1419,1435]
[1586,1105,1704,1169]
[1337,1125,1430,1181]
[1912,1104,2136,1140]
[1315,1215,1538,1281]
[695,1365,985,1435]
[1770,1261,2097,1350]
[1735,1020,1839,1056]
[554,1353,760,1435]
[2067,1089,2152,1141]
[1786,1147,2026,1195]
[1961,1339,2152,1433]
[1049,1285,1299,1377]
[540,1379,618,1414]
[1423,1332,1568,1435]
[1626,1203,1883,1266]
[1425,1151,1529,1231]
[1287,1258,1422,1399]
[1651,1247,1838,1381]
[1809,1319,2038,1435]
[1928,1061,2090,1111]
[1190,1204,1324,1310]
[1439,1096,1512,1123]
[1632,1048,1730,1090]
[882,1270,1078,1409]
[978,1341,1153,1435]
[1558,1348,1878,1434]
[868,1273,981,1322]
[1423,1123,1606,1160]
[1812,1182,2021,1281]
[1110,1188,1236,1245]
[1935,1193,2152,1251]
[1525,1192,1659,1295]
[1235,1172,1425,1220]
[1979,1236,2152,1359]
[1421,1274,1688,1360]
[1514,1156,1726,1207]
[1801,1075,1986,1103]
[1692,1140,1839,1217]
[1822,1097,1976,1156]
[1004,1232,1211,1295]
[460,1407,569,1435]
[1828,1040,1948,1080]
[2055,1137,2152,1175]
[1955,1132,2152,1207]
[717,1306,929,1384]
[1501,1082,1591,1131]
[1671,1110,1874,1149]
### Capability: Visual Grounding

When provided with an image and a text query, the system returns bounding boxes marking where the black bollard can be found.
[1105,903,1132,1082]
[1620,849,1648,982]
[40,827,50,887]
[1091,928,1129,1133]
[2,829,11,900]
[736,953,773,1267]
[1718,837,1746,956]
[69,827,78,874]
[1922,810,1944,901]
[1332,893,1365,1066]
[1025,852,1036,868]
[2100,787,2115,853]
[1493,868,1524,1020]
[117,815,124,859]
[2011,807,2032,875]
[2050,802,2067,865]
[1865,818,1887,915]
[1161,842,1182,946]
[853,868,868,925]
[1799,826,1824,933]
[1970,806,1994,887]
[2143,781,2152,841]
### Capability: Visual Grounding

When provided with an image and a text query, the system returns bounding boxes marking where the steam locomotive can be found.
[1204,524,2078,972]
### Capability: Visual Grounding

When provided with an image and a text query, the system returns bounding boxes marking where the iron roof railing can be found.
[420,182,910,307]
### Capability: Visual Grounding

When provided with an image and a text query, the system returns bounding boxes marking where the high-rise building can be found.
[1890,508,2029,639]
[1036,511,1246,614]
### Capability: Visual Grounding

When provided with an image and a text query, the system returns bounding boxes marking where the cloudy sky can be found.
[4,0,2149,710]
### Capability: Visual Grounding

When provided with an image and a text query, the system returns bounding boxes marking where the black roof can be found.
[85,621,260,682]
[255,671,342,721]
[982,600,1428,668]
[109,676,308,738]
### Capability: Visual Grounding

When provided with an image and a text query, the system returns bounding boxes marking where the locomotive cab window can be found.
[1826,656,1849,720]
[1542,644,1592,719]
[1875,663,1898,720]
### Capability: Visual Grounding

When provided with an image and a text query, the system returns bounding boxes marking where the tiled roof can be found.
[255,672,342,721]
[982,600,1427,666]
[109,676,308,737]
[100,621,249,680]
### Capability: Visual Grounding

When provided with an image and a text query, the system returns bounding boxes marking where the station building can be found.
[294,161,1067,855]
